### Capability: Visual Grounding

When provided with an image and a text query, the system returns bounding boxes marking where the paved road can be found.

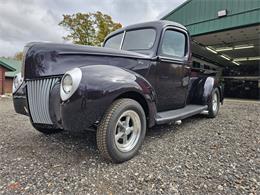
[0,97,259,194]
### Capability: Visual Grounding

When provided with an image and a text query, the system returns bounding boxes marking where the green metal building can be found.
[162,0,260,99]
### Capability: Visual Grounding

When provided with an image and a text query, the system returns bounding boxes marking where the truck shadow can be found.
[35,113,209,163]
[146,113,207,138]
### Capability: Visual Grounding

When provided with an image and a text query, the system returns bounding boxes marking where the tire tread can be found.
[96,99,135,162]
[208,88,220,118]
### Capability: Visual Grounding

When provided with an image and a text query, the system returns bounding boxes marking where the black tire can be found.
[208,88,220,118]
[33,124,63,134]
[97,98,146,163]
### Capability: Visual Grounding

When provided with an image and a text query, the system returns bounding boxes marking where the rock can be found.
[218,185,224,191]
[0,98,259,194]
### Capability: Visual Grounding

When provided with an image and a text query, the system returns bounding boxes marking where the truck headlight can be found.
[13,72,23,93]
[60,68,82,101]
[62,74,73,94]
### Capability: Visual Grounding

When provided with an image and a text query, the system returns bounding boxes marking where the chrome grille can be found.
[27,78,59,124]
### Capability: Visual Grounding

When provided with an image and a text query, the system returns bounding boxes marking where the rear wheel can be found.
[208,88,220,118]
[97,98,146,163]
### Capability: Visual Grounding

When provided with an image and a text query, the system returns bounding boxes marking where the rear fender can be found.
[188,77,221,105]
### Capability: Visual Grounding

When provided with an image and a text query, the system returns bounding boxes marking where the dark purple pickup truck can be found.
[13,20,223,163]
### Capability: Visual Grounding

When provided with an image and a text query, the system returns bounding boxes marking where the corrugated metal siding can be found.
[163,0,260,36]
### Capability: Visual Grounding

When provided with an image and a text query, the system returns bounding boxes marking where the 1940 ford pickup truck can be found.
[13,20,224,163]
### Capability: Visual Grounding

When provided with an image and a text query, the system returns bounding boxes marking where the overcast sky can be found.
[0,0,186,57]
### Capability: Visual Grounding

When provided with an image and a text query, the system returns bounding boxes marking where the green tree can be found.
[59,11,122,46]
[14,52,23,61]
[93,11,122,45]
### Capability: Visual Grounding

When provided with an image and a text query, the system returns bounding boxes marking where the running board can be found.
[155,105,208,125]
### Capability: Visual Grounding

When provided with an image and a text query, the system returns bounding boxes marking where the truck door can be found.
[156,28,190,112]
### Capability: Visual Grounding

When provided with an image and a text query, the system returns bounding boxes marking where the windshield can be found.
[104,28,156,51]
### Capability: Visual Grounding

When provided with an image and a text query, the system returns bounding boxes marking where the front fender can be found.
[80,65,154,98]
[61,65,157,130]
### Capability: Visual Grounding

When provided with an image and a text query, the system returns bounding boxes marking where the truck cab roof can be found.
[106,20,187,39]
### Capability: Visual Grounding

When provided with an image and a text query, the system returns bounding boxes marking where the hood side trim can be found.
[58,51,151,60]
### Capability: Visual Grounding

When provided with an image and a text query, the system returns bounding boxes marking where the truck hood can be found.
[23,42,152,79]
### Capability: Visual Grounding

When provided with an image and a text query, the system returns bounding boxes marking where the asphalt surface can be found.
[0,97,259,194]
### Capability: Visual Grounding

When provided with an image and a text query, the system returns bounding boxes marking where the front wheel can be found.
[208,88,220,118]
[96,98,146,163]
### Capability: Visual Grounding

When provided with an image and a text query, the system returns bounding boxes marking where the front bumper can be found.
[13,82,29,116]
[13,80,103,131]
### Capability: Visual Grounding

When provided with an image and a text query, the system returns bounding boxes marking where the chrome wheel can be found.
[115,110,141,153]
[212,92,218,112]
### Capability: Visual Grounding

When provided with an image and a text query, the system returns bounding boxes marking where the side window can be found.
[104,33,123,49]
[160,30,187,58]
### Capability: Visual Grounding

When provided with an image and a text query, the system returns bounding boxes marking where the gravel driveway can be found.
[0,97,259,194]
